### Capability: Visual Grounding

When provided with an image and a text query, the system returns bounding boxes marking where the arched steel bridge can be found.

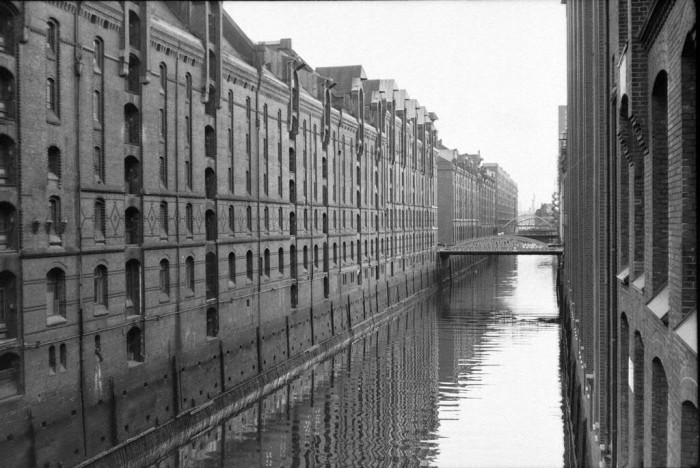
[438,235,563,256]
[500,215,559,243]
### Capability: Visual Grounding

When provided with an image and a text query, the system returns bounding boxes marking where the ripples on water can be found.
[165,256,565,467]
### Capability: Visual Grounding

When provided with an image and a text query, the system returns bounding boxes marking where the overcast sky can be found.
[224,1,566,213]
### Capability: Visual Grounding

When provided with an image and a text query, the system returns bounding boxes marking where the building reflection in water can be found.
[151,255,566,467]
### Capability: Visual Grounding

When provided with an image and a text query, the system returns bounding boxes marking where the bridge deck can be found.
[438,235,563,256]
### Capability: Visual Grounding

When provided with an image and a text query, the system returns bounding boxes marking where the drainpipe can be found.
[73,1,88,457]
[173,40,182,414]
[254,49,264,332]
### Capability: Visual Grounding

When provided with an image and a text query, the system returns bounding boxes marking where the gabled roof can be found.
[315,65,367,95]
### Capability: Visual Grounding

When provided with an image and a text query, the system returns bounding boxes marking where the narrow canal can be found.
[165,256,567,467]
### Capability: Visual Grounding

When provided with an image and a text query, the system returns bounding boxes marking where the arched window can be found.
[208,50,216,81]
[185,73,192,100]
[681,401,699,467]
[205,252,217,299]
[289,180,296,203]
[128,11,140,49]
[159,155,167,186]
[0,68,15,119]
[0,202,16,250]
[290,245,297,278]
[0,5,16,55]
[289,148,296,172]
[264,207,269,231]
[127,55,140,94]
[46,19,57,55]
[94,198,105,242]
[159,259,170,298]
[205,168,216,199]
[228,252,236,284]
[650,71,668,294]
[205,85,216,116]
[333,243,337,265]
[291,284,298,308]
[124,156,140,194]
[185,256,195,292]
[205,209,216,241]
[125,259,141,315]
[314,244,318,268]
[650,358,668,466]
[46,268,66,319]
[246,206,252,231]
[124,104,140,144]
[206,307,218,337]
[322,213,327,234]
[246,250,253,280]
[680,34,697,320]
[290,212,296,236]
[59,343,66,371]
[0,352,19,398]
[92,38,102,72]
[185,203,193,235]
[228,205,235,232]
[263,249,270,277]
[47,146,61,182]
[126,326,143,362]
[0,271,16,340]
[94,265,108,307]
[93,146,104,183]
[159,62,167,92]
[46,78,56,113]
[48,196,62,244]
[92,90,101,123]
[303,245,308,270]
[49,345,56,374]
[205,125,216,158]
[160,201,168,236]
[124,207,141,244]
[321,157,327,178]
[0,134,15,185]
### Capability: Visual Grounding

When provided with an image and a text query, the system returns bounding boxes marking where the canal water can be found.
[164,255,567,467]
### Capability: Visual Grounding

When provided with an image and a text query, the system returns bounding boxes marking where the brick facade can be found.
[560,0,697,466]
[0,2,443,465]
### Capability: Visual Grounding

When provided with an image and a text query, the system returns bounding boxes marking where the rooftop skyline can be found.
[224,1,566,213]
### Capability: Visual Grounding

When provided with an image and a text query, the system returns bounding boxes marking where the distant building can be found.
[483,163,518,233]
[436,146,514,246]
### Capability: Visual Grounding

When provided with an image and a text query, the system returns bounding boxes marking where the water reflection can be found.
[156,256,565,467]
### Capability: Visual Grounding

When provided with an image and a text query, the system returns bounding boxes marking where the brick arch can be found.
[679,32,697,320]
[650,70,669,294]
[651,357,668,467]
[679,376,698,406]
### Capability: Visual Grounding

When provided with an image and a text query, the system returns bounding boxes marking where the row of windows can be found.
[43,233,434,321]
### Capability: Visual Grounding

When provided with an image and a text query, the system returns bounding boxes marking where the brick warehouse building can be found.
[436,147,516,247]
[482,162,517,234]
[0,1,446,465]
[561,0,697,467]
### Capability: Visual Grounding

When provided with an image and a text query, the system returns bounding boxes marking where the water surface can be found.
[165,255,565,467]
